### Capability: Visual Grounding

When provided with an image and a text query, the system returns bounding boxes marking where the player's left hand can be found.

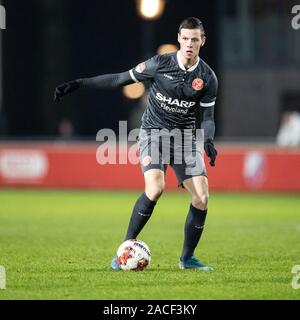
[54,80,81,102]
[204,140,218,167]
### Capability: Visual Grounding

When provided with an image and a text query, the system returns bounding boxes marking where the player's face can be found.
[178,28,205,61]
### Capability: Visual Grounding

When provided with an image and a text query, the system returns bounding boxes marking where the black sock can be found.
[124,193,156,240]
[181,204,207,261]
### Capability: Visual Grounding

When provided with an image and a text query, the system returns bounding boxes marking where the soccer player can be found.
[54,17,218,270]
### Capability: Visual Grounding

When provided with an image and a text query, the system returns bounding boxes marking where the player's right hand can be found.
[54,80,81,102]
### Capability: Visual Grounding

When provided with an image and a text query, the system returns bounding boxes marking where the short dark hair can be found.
[178,17,205,35]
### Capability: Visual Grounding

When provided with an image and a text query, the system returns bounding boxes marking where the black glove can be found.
[204,140,218,167]
[54,80,81,102]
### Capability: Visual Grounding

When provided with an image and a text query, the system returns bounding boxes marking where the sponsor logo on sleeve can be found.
[136,62,146,73]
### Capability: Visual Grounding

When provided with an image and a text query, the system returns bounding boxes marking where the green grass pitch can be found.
[0,190,299,300]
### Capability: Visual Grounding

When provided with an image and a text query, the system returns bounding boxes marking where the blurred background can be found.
[0,0,299,192]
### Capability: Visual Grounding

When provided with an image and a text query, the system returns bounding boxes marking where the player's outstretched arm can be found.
[201,106,218,167]
[54,80,81,102]
[54,71,134,102]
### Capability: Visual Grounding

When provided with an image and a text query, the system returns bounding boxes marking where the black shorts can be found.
[137,129,207,187]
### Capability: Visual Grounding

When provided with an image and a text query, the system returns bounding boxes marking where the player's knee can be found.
[192,193,209,210]
[145,184,165,201]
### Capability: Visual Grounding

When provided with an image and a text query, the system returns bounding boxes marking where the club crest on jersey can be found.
[136,62,146,74]
[192,78,204,91]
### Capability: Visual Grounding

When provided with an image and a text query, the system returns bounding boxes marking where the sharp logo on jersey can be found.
[192,78,204,91]
[155,92,196,108]
[136,63,146,73]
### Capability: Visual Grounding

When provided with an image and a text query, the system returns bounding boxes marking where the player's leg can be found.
[171,140,212,270]
[111,127,165,270]
[181,175,209,256]
[124,168,165,240]
[179,175,212,270]
[111,169,165,270]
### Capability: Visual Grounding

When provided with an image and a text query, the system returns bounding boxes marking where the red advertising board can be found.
[0,143,299,192]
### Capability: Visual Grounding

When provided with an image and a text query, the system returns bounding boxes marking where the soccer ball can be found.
[117,239,151,271]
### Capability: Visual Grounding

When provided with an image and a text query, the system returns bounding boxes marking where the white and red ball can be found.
[117,239,151,271]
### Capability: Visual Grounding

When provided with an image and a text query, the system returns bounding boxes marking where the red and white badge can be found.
[142,155,152,166]
[136,62,146,74]
[192,78,204,91]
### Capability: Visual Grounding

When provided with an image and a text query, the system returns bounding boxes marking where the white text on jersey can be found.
[155,92,195,109]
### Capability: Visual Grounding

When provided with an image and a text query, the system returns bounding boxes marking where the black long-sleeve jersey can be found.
[80,51,218,142]
[129,51,218,131]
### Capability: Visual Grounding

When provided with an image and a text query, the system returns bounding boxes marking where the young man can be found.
[54,17,218,270]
